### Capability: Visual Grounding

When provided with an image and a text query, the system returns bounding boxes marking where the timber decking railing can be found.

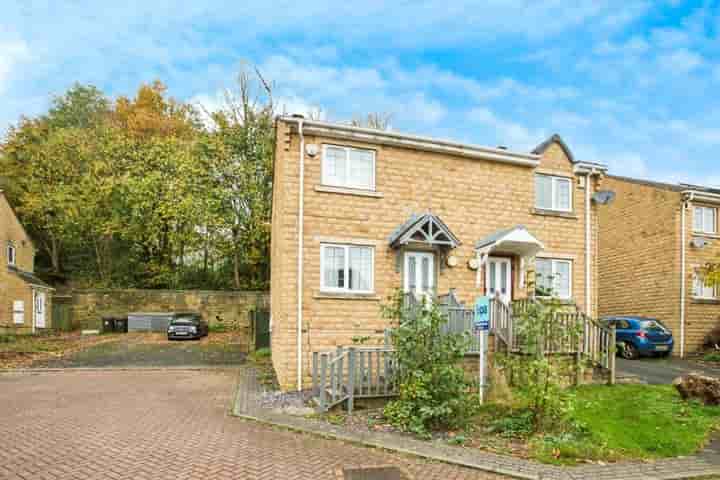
[312,293,616,412]
[497,298,616,383]
[312,346,397,413]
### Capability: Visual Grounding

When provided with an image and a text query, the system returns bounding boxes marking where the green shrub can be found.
[703,351,720,362]
[382,291,477,437]
[488,409,535,438]
[498,299,580,432]
[208,323,229,333]
[253,347,271,358]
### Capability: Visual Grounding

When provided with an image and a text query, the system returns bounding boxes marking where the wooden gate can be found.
[252,310,271,350]
[52,302,73,331]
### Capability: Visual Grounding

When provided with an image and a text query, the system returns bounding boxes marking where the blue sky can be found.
[3,1,720,185]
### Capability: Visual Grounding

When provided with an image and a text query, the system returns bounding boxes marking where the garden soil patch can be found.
[0,333,124,369]
[31,332,247,367]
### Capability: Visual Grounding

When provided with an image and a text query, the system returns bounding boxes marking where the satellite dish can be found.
[691,237,710,248]
[305,144,319,157]
[592,190,616,205]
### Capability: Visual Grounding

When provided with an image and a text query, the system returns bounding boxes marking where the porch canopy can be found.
[474,225,543,287]
[388,212,460,249]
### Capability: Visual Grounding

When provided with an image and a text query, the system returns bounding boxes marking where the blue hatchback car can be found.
[600,316,674,360]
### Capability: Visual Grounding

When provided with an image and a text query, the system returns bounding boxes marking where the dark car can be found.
[167,313,208,340]
[600,316,674,360]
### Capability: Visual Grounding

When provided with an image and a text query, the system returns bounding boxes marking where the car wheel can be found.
[658,351,671,358]
[621,342,639,360]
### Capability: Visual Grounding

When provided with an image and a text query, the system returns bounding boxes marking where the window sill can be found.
[534,297,576,305]
[314,292,381,301]
[314,185,384,198]
[691,232,720,239]
[532,208,578,219]
[691,297,720,304]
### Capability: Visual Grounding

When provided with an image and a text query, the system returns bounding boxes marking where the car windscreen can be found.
[639,320,668,332]
[172,317,199,325]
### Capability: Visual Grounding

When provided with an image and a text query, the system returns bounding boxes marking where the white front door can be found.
[34,291,46,329]
[404,252,435,300]
[486,257,512,303]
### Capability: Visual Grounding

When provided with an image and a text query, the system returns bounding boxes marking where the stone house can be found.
[0,190,53,334]
[270,117,608,391]
[599,175,720,356]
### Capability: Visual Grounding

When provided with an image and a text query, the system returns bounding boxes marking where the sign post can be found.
[473,296,490,404]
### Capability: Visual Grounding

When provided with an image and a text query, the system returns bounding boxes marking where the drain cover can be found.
[339,465,411,480]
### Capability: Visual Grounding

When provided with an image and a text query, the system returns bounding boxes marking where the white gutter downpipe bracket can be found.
[296,118,305,391]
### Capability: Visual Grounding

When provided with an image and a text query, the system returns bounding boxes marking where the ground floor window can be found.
[535,258,572,299]
[12,300,24,324]
[320,243,374,293]
[693,271,717,299]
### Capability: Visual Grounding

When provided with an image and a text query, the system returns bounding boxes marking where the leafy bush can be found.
[489,409,535,438]
[703,351,720,362]
[498,299,580,432]
[208,323,230,333]
[253,347,271,358]
[382,291,477,436]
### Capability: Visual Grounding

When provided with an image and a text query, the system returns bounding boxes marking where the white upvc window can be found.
[320,243,374,293]
[693,206,717,234]
[12,300,24,324]
[535,258,572,299]
[7,243,16,266]
[322,145,376,191]
[535,174,572,212]
[693,271,717,299]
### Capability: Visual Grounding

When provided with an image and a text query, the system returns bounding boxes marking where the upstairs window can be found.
[322,145,375,191]
[7,243,16,266]
[320,244,374,294]
[693,271,717,299]
[693,206,717,234]
[535,258,572,299]
[535,174,572,212]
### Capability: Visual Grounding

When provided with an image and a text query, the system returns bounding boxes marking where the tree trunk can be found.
[233,249,241,289]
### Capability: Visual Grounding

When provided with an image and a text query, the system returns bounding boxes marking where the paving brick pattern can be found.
[0,370,505,480]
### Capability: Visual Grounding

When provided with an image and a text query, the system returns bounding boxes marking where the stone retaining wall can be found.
[63,289,269,351]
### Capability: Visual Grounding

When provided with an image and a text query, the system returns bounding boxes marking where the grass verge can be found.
[488,384,720,465]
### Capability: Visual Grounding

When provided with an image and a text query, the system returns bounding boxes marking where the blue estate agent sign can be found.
[474,296,490,331]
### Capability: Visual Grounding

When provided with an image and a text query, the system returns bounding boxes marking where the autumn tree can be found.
[200,69,275,289]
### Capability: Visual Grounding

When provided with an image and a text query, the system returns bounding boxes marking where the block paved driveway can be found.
[0,370,506,480]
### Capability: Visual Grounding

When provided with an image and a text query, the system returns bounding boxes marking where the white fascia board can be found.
[573,162,608,174]
[280,117,540,167]
[682,190,720,205]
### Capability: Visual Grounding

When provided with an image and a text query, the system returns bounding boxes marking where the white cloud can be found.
[466,107,546,150]
[658,48,704,73]
[593,36,649,56]
[0,39,30,93]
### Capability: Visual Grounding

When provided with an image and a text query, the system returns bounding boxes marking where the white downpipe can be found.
[585,173,592,316]
[296,119,305,391]
[680,195,690,358]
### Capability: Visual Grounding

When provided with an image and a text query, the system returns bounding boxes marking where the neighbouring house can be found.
[270,117,608,391]
[599,175,720,357]
[0,190,53,334]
